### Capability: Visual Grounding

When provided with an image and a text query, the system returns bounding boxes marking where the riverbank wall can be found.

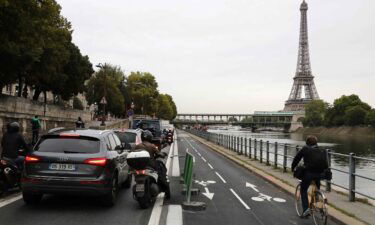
[0,94,92,141]
[295,126,375,138]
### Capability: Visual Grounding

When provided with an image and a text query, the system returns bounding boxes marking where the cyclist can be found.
[291,135,328,218]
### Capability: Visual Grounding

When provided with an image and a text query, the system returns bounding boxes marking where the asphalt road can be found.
[177,131,337,225]
[0,144,173,225]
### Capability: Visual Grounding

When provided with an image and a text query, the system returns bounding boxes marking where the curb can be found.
[187,132,368,225]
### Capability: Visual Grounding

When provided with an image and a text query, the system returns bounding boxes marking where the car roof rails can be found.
[47,127,88,134]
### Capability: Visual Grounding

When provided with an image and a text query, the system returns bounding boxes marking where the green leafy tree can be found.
[303,100,328,127]
[73,97,84,110]
[325,95,371,126]
[165,94,177,119]
[365,110,375,128]
[156,94,173,120]
[228,117,238,122]
[345,105,368,126]
[127,72,159,115]
[86,64,125,117]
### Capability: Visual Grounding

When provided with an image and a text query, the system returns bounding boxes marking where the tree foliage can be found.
[303,100,328,127]
[365,110,375,128]
[73,97,84,110]
[0,0,93,101]
[86,64,125,117]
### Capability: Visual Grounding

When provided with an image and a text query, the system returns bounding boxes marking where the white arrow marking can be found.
[202,187,214,200]
[246,182,259,192]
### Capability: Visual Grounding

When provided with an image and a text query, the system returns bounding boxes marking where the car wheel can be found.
[23,192,43,204]
[122,173,132,189]
[102,175,118,207]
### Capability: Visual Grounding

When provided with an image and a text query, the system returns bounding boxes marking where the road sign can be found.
[184,151,195,203]
[100,97,107,105]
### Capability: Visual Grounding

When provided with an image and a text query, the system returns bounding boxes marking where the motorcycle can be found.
[167,135,173,145]
[127,150,169,209]
[0,157,22,196]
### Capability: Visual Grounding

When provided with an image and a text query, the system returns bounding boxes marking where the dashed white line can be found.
[215,172,227,183]
[0,193,22,208]
[208,163,214,169]
[147,193,165,225]
[201,157,207,162]
[166,205,183,225]
[230,188,251,210]
[197,153,202,157]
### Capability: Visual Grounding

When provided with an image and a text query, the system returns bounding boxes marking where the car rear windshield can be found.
[35,137,100,154]
[115,132,136,144]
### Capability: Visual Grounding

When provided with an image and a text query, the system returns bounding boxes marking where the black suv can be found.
[132,119,165,149]
[21,129,131,206]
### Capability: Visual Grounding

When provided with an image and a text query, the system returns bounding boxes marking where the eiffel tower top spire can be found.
[284,0,319,111]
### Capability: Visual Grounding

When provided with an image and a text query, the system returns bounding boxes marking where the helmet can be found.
[7,122,20,133]
[141,130,153,142]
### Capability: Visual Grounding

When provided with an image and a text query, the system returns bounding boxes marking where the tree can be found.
[165,94,177,119]
[228,117,238,122]
[127,72,159,115]
[156,94,173,120]
[86,64,125,117]
[73,97,84,110]
[365,110,375,128]
[325,95,371,126]
[344,105,368,126]
[303,100,328,127]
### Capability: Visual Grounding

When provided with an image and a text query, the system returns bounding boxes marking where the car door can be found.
[109,134,127,182]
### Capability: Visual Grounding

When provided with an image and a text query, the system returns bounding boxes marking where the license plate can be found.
[49,163,76,171]
[136,184,145,192]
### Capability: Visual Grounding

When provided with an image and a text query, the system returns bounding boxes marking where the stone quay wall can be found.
[0,94,91,141]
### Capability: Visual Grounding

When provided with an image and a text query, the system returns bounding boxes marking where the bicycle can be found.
[295,180,328,225]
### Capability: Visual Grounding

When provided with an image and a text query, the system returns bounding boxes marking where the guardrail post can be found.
[249,138,252,159]
[283,144,288,172]
[254,139,257,160]
[266,141,270,165]
[239,137,243,155]
[260,140,263,163]
[237,137,240,153]
[349,153,356,202]
[326,149,332,192]
[244,138,248,156]
[274,142,278,168]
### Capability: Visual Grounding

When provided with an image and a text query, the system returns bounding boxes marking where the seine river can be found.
[208,129,375,200]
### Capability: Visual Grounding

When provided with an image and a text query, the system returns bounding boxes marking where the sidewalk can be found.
[187,132,375,225]
[87,119,128,130]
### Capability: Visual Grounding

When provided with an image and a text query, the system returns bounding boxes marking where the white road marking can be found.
[215,172,227,183]
[197,153,202,157]
[165,142,174,176]
[202,187,214,200]
[172,140,180,177]
[201,157,207,162]
[147,193,165,225]
[166,205,183,225]
[273,198,286,203]
[230,188,250,210]
[208,163,214,169]
[246,182,259,193]
[0,193,22,208]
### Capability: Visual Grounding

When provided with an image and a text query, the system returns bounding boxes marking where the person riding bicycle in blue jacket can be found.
[291,135,328,218]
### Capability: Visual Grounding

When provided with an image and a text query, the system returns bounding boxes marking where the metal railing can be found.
[187,129,375,202]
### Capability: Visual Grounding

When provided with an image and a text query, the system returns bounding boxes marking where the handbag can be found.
[322,149,332,180]
[293,165,305,179]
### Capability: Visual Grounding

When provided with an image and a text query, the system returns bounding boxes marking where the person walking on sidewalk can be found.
[291,135,328,218]
[31,115,41,145]
[75,117,85,128]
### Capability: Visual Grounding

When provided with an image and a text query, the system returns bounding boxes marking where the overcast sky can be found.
[58,0,375,113]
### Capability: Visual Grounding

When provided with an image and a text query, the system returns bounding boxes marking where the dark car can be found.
[132,119,165,149]
[21,129,131,206]
[114,129,142,150]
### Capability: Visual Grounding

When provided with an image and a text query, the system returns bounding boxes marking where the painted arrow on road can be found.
[246,182,259,192]
[202,187,214,200]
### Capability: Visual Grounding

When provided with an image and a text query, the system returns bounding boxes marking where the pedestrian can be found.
[31,115,41,145]
[75,117,85,128]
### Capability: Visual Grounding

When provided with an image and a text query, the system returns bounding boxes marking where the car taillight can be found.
[25,155,40,163]
[84,158,107,166]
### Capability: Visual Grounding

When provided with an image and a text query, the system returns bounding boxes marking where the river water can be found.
[208,128,375,200]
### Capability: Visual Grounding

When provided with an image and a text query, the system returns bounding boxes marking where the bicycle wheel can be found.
[312,191,328,225]
[294,183,304,216]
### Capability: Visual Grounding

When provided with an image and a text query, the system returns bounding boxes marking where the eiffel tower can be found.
[284,0,319,111]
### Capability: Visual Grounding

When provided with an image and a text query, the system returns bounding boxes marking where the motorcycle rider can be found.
[135,130,171,199]
[1,122,31,170]
[291,135,328,218]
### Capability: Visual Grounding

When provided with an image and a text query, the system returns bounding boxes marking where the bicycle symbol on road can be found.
[251,193,286,203]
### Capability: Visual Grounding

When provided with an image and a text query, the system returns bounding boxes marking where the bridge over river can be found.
[172,111,305,132]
